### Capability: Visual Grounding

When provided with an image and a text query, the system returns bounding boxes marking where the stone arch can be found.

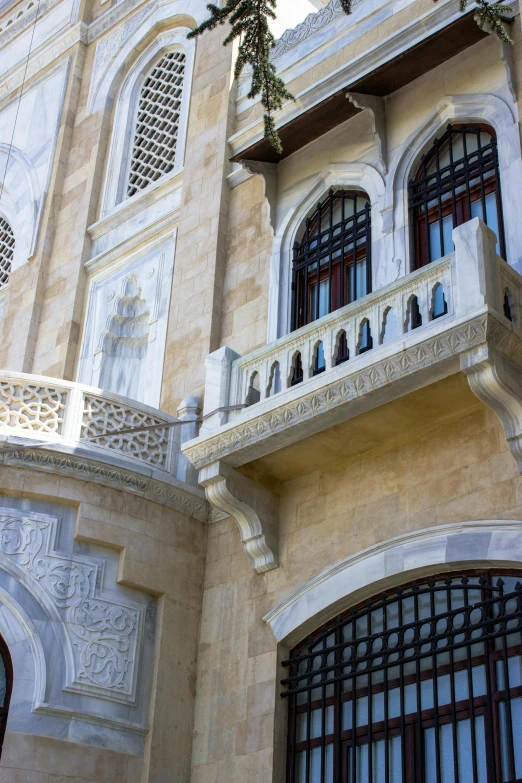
[92,22,196,215]
[388,93,522,274]
[269,163,386,341]
[264,519,522,645]
[0,144,40,271]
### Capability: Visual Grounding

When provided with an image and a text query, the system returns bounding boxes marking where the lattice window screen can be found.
[127,51,186,197]
[0,217,14,289]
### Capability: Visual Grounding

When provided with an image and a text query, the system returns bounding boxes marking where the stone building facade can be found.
[1,0,522,779]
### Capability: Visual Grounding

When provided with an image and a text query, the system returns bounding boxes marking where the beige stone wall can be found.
[160,26,236,414]
[0,466,207,783]
[221,174,273,356]
[190,398,522,781]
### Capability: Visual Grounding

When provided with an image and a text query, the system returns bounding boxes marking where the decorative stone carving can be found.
[82,394,170,470]
[0,379,67,433]
[199,462,279,573]
[184,314,488,470]
[94,274,150,402]
[0,509,143,702]
[271,0,355,61]
[462,344,522,470]
[78,240,174,408]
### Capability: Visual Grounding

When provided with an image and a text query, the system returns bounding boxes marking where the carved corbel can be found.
[240,160,278,230]
[199,461,279,573]
[346,93,387,173]
[461,344,522,468]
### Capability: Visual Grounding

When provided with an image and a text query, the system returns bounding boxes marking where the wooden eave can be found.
[231,12,489,164]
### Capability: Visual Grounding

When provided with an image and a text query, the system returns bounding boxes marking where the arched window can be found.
[127,51,186,198]
[409,124,505,268]
[0,216,14,289]
[0,634,12,758]
[291,190,371,331]
[283,570,522,782]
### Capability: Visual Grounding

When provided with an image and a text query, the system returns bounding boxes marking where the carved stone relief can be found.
[78,238,174,408]
[0,508,143,703]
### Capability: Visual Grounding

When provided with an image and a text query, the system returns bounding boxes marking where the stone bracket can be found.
[347,92,387,173]
[239,160,278,230]
[199,461,279,573]
[461,343,522,468]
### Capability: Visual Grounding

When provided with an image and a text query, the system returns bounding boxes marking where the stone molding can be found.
[199,461,279,573]
[183,312,490,471]
[0,445,209,521]
[0,507,144,703]
[263,519,522,644]
[0,371,208,521]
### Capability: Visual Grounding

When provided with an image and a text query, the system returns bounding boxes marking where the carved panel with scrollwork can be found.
[0,510,143,703]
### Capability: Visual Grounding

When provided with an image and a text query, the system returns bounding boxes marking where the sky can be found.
[269,0,319,39]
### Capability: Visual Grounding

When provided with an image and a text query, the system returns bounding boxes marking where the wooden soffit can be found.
[231,12,489,164]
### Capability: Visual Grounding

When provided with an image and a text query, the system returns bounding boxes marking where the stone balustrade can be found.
[0,374,208,520]
[185,219,522,472]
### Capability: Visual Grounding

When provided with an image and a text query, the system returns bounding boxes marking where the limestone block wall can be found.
[0,467,207,783]
[190,397,522,782]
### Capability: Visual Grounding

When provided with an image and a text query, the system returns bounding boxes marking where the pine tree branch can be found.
[189,0,512,154]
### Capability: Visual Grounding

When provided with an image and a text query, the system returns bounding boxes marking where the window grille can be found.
[291,190,371,331]
[0,634,12,758]
[127,51,186,198]
[283,571,522,782]
[0,217,14,289]
[409,124,506,268]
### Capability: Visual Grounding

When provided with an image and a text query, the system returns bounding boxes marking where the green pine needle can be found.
[189,0,512,154]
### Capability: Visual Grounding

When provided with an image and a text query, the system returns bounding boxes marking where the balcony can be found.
[182,219,522,572]
[0,374,208,521]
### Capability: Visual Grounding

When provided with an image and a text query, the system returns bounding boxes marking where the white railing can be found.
[0,373,200,482]
[200,219,521,432]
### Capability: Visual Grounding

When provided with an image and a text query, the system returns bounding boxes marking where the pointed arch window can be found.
[0,216,14,289]
[291,190,371,331]
[283,570,522,783]
[127,51,186,198]
[409,124,506,268]
[0,633,12,758]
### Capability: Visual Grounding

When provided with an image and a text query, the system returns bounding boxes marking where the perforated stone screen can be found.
[0,217,14,289]
[127,51,186,197]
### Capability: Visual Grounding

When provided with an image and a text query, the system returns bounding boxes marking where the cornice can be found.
[0,445,209,521]
[183,313,491,471]
[87,0,150,43]
[0,22,85,102]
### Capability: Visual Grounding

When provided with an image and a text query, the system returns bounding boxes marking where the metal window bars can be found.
[0,217,14,289]
[409,124,506,268]
[282,571,522,783]
[291,190,372,332]
[127,51,186,198]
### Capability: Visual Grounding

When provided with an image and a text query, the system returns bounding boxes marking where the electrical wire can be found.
[0,0,42,201]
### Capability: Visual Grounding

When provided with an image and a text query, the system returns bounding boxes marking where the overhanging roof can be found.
[231,12,489,164]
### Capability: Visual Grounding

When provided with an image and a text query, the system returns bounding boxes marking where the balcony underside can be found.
[239,372,481,483]
[232,12,489,164]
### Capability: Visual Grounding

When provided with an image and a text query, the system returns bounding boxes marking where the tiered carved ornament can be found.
[82,395,170,470]
[0,510,142,702]
[98,274,150,401]
[0,380,67,433]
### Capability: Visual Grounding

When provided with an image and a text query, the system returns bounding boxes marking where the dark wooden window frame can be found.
[282,570,522,783]
[408,124,506,269]
[0,633,12,759]
[291,190,372,332]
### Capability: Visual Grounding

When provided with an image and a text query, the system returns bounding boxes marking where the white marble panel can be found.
[78,235,175,408]
[0,60,69,272]
[264,520,522,645]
